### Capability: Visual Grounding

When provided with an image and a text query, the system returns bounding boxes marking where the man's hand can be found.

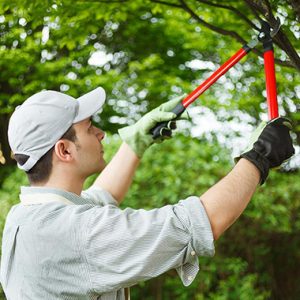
[236,117,295,184]
[118,95,185,158]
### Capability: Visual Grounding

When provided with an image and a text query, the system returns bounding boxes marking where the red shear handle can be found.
[182,48,249,107]
[151,46,251,139]
[263,50,279,120]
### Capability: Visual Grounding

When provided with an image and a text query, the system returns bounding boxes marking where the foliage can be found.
[0,0,299,163]
[0,0,299,298]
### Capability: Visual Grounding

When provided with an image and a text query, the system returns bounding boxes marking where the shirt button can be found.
[188,276,193,281]
[191,250,196,256]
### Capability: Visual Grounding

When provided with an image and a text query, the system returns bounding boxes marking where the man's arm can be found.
[201,117,294,240]
[92,142,139,204]
[92,96,185,204]
[200,158,259,240]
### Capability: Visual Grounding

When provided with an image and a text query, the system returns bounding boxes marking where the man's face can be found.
[72,117,106,177]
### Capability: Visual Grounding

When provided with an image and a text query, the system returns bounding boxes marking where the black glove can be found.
[236,117,295,184]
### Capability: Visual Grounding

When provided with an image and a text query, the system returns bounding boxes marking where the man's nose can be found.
[94,127,105,141]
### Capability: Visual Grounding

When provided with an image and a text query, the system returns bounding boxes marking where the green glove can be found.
[118,95,186,157]
[235,117,295,184]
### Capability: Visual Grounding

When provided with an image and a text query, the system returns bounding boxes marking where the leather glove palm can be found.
[236,117,295,184]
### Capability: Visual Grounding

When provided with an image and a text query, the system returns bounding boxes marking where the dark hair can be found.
[14,126,77,184]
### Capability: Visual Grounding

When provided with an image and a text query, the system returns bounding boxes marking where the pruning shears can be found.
[151,18,281,139]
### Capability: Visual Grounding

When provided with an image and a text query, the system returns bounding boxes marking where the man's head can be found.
[8,88,106,185]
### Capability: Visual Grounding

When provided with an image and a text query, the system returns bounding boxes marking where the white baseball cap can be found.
[8,87,106,171]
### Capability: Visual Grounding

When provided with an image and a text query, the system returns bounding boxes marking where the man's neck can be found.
[32,178,84,196]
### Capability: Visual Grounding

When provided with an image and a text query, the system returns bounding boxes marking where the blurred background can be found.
[0,0,299,299]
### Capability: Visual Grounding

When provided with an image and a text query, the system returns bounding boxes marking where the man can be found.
[0,87,294,299]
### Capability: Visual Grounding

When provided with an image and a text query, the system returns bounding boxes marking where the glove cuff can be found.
[118,126,151,158]
[240,149,270,185]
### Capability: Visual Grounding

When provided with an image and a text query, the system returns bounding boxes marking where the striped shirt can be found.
[0,186,215,299]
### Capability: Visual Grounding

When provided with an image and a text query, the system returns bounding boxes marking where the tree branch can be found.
[150,0,182,8]
[243,0,265,21]
[262,0,274,18]
[288,0,300,21]
[179,0,248,44]
[195,0,260,31]
[258,0,300,71]
[149,0,295,68]
[243,0,300,71]
[75,0,128,3]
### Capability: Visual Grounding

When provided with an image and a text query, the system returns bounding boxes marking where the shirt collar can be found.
[20,186,87,205]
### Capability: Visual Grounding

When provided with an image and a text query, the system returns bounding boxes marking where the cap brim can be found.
[73,87,106,123]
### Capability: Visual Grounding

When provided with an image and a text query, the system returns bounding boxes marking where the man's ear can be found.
[54,140,76,163]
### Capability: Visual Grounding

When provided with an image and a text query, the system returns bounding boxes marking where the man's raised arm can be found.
[200,117,294,240]
[92,96,185,203]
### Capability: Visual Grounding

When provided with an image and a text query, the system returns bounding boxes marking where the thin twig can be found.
[262,0,274,19]
[195,0,260,31]
[75,0,128,3]
[179,0,248,44]
[179,0,295,68]
[76,0,297,69]
[150,0,182,8]
[243,0,264,22]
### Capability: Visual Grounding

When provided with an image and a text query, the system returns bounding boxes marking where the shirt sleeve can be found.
[81,186,119,207]
[79,196,215,294]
